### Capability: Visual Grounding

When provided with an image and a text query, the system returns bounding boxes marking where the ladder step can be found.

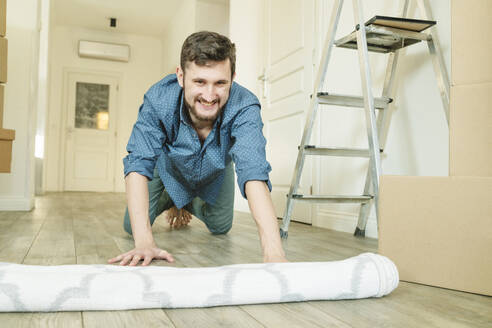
[317,92,392,109]
[334,16,435,53]
[291,194,373,204]
[302,146,370,158]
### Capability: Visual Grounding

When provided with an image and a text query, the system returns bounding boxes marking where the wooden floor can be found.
[0,192,490,327]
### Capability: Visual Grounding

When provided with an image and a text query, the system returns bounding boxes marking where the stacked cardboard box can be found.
[378,0,492,296]
[0,0,14,173]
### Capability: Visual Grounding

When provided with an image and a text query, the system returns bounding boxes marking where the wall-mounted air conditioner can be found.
[78,40,130,62]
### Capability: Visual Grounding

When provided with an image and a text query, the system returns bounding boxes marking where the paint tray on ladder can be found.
[335,16,436,53]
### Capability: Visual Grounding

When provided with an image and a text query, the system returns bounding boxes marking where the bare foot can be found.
[166,206,192,229]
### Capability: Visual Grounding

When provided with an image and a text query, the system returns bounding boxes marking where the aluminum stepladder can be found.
[280,0,450,238]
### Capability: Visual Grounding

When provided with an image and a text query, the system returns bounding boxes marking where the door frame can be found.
[58,67,122,191]
[261,0,316,224]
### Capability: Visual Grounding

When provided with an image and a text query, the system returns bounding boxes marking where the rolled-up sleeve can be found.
[229,104,272,199]
[123,93,166,180]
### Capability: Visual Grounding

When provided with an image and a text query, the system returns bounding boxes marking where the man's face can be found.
[177,59,234,124]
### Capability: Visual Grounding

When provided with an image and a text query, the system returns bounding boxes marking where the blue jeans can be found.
[123,162,235,235]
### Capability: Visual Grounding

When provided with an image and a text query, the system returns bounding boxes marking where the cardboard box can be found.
[451,0,492,85]
[379,175,492,296]
[0,128,14,173]
[0,0,5,37]
[0,37,6,83]
[449,83,492,177]
[0,84,3,127]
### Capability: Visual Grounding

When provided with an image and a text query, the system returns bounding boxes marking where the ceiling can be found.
[52,0,184,37]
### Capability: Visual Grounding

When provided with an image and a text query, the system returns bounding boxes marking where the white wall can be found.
[161,0,196,75]
[229,0,264,213]
[45,25,163,192]
[0,0,40,210]
[35,0,51,195]
[312,0,450,238]
[196,0,229,36]
[161,0,229,75]
[383,1,450,176]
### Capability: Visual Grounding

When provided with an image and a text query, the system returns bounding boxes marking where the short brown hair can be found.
[180,31,236,76]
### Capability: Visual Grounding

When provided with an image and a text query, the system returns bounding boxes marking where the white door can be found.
[262,0,315,224]
[63,72,118,192]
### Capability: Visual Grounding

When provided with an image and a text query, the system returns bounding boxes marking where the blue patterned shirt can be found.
[123,74,272,209]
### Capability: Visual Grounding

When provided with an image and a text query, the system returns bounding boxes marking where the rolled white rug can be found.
[0,252,398,312]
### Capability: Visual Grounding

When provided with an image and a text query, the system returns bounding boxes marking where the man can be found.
[108,31,287,266]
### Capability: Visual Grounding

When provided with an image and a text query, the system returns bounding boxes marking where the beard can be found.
[183,81,227,123]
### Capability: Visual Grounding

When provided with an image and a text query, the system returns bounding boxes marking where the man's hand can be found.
[166,206,192,228]
[107,244,175,266]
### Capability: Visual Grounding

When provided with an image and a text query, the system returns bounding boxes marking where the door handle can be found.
[258,69,268,100]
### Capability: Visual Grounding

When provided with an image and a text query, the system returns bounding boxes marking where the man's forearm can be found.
[125,172,156,247]
[245,180,286,261]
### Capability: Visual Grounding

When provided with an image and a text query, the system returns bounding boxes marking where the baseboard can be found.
[315,209,379,239]
[0,196,35,211]
[235,208,379,239]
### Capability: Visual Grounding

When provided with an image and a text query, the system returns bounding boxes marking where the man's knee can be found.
[209,223,232,235]
[206,211,234,235]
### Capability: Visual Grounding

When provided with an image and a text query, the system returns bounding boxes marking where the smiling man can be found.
[108,31,286,267]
